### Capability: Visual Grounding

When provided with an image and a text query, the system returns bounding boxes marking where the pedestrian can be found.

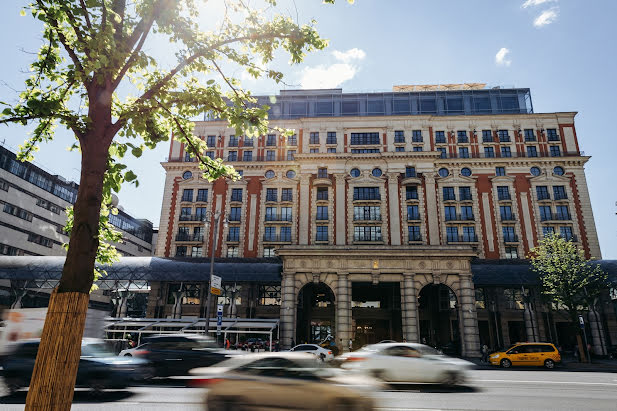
[291,338,295,348]
[348,338,353,351]
[225,338,230,350]
[481,344,489,363]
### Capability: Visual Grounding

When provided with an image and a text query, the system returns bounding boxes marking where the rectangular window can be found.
[197,189,208,202]
[407,205,420,220]
[408,225,421,242]
[264,226,276,241]
[395,147,405,152]
[412,146,423,152]
[206,151,215,160]
[353,226,382,241]
[543,226,555,237]
[3,203,33,222]
[316,205,328,220]
[444,206,456,221]
[353,206,381,221]
[266,188,277,202]
[435,131,446,144]
[281,188,293,202]
[394,130,405,143]
[265,207,277,221]
[412,130,423,142]
[317,168,328,178]
[280,207,292,221]
[504,289,524,310]
[438,147,447,158]
[524,129,536,142]
[227,226,240,241]
[526,146,538,157]
[457,130,468,143]
[195,207,207,220]
[0,178,8,191]
[555,205,570,220]
[546,128,559,141]
[242,151,253,161]
[316,226,328,242]
[176,246,187,257]
[180,206,192,217]
[309,148,319,153]
[244,137,254,147]
[182,189,193,202]
[28,171,53,191]
[286,150,296,160]
[287,134,297,146]
[229,207,241,221]
[560,226,574,241]
[500,147,512,157]
[227,151,238,161]
[184,151,193,162]
[406,186,418,200]
[258,285,281,305]
[459,186,472,201]
[446,226,458,242]
[353,187,380,200]
[495,167,506,176]
[327,148,337,153]
[498,130,510,142]
[191,246,203,257]
[207,135,216,147]
[553,186,567,200]
[266,134,277,146]
[550,146,561,157]
[266,150,276,161]
[317,187,328,201]
[280,226,292,242]
[497,186,511,201]
[475,288,486,309]
[503,226,516,242]
[459,147,469,158]
[263,247,276,257]
[461,206,473,220]
[231,188,243,202]
[536,186,550,200]
[53,185,77,203]
[351,148,380,154]
[228,135,239,147]
[443,187,456,201]
[482,130,493,143]
[505,246,519,259]
[226,246,239,257]
[309,132,320,145]
[539,205,552,221]
[500,205,513,220]
[350,132,380,145]
[484,147,495,158]
[326,132,337,145]
[462,226,476,242]
[405,167,416,178]
[27,233,53,248]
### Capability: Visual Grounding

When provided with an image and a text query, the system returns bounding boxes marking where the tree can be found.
[529,234,607,361]
[1,1,327,408]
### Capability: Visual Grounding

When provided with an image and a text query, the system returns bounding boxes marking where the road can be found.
[2,370,616,410]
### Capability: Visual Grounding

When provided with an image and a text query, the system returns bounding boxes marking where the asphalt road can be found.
[2,369,616,410]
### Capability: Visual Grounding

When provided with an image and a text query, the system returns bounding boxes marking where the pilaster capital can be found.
[424,174,436,185]
[334,173,347,184]
[386,172,400,182]
[299,174,311,184]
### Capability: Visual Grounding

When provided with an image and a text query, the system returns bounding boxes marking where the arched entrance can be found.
[296,282,335,344]
[418,284,461,356]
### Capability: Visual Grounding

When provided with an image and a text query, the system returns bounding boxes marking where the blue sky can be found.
[0,1,616,258]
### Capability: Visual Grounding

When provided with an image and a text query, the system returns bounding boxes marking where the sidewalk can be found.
[468,357,617,372]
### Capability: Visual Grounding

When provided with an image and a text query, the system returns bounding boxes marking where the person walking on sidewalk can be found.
[481,344,489,363]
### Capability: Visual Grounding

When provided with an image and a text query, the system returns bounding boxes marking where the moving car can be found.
[190,352,379,410]
[489,342,561,369]
[119,342,150,357]
[340,343,473,385]
[140,334,234,377]
[290,343,335,361]
[0,339,151,394]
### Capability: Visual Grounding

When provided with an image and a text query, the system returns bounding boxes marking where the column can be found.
[459,273,481,357]
[335,174,346,245]
[299,175,311,245]
[424,175,440,245]
[280,272,297,349]
[401,273,419,342]
[336,273,352,351]
[387,173,401,245]
[588,308,608,356]
[523,304,539,342]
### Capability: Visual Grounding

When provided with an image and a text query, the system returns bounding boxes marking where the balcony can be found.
[353,194,381,201]
[497,194,511,201]
[435,137,447,144]
[326,138,337,145]
[175,233,204,242]
[316,213,329,221]
[179,214,205,222]
[447,235,478,243]
[316,192,329,201]
[353,235,383,242]
[265,214,293,222]
[226,235,240,242]
[196,196,208,202]
[230,195,243,202]
[406,191,419,200]
[315,234,329,242]
[263,234,292,243]
[503,234,519,243]
[445,213,475,222]
[407,213,421,221]
[394,137,405,144]
[281,194,294,202]
[265,195,278,202]
[353,214,382,222]
[180,196,193,202]
[554,194,568,201]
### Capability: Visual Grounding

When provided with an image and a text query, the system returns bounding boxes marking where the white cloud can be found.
[495,48,512,67]
[332,48,366,63]
[534,8,559,27]
[522,0,557,8]
[300,48,366,89]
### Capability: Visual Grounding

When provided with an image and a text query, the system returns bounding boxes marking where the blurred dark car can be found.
[0,339,151,394]
[140,334,233,377]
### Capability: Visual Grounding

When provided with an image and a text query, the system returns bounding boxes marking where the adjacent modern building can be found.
[150,84,614,356]
[0,144,154,257]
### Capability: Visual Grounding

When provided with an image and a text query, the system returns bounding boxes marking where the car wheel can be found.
[319,353,326,362]
[88,379,107,396]
[124,353,132,357]
[441,371,460,386]
[372,369,387,381]
[500,359,512,368]
[544,359,555,369]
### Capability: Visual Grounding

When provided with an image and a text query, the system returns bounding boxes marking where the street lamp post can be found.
[203,212,228,337]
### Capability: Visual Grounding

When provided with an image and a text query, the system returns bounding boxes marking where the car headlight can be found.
[490,354,500,359]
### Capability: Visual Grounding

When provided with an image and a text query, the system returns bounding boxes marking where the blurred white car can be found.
[118,343,149,357]
[189,352,381,410]
[290,343,335,361]
[340,343,473,385]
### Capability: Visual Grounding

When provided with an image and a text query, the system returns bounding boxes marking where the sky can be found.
[0,0,616,258]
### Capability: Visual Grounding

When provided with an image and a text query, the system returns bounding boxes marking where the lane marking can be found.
[476,379,617,386]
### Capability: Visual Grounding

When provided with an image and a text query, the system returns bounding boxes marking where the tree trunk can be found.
[25,136,110,410]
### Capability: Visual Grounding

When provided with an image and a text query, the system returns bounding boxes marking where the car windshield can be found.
[414,345,443,356]
[81,343,115,358]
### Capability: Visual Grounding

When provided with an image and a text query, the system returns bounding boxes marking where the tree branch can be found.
[111,16,155,90]
[79,0,92,30]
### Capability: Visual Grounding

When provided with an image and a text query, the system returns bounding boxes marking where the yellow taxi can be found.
[489,342,561,369]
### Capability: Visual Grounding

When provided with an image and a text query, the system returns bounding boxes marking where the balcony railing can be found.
[436,151,584,160]
[281,194,294,202]
[445,214,475,222]
[435,137,446,144]
[406,191,419,200]
[229,215,242,222]
[353,214,382,221]
[315,234,329,242]
[554,214,572,221]
[175,233,204,242]
[353,194,381,201]
[226,235,240,242]
[537,193,551,201]
[265,195,278,202]
[353,235,383,242]
[263,234,292,242]
[554,194,568,200]
[447,235,478,243]
[326,138,337,145]
[459,194,473,201]
[443,194,456,201]
[408,234,422,242]
[196,196,208,202]
[230,195,243,202]
[501,213,516,221]
[407,213,421,221]
[498,194,511,201]
[181,196,193,202]
[316,193,329,201]
[394,137,405,143]
[540,214,553,222]
[179,214,205,222]
[265,214,293,222]
[316,213,329,221]
[503,234,519,243]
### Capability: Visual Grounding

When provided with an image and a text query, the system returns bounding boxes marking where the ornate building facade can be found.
[154,86,609,355]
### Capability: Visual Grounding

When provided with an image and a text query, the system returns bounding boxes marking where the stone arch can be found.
[417,282,462,356]
[295,281,336,345]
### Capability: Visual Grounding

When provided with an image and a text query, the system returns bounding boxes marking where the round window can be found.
[438,168,449,177]
[265,170,275,179]
[182,171,193,180]
[553,166,565,176]
[530,166,541,176]
[461,167,472,177]
[350,168,360,178]
[286,170,296,179]
[372,168,383,177]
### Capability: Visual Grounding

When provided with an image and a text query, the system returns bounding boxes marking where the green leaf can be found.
[124,170,137,182]
[131,147,142,157]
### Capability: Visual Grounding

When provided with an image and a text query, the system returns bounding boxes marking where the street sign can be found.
[578,315,585,329]
[217,304,224,315]
[211,275,222,295]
